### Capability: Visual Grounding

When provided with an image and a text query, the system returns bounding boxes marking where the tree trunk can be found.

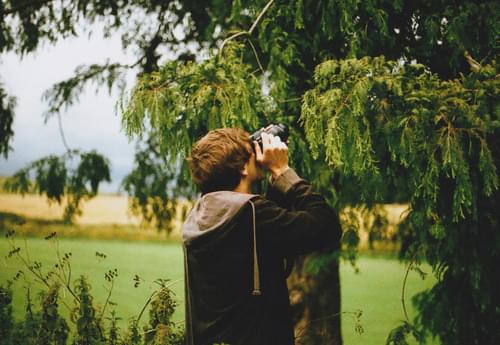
[288,253,342,345]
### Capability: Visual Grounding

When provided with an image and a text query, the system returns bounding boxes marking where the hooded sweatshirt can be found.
[183,169,342,345]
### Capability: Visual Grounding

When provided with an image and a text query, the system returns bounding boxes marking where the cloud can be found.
[0,25,138,194]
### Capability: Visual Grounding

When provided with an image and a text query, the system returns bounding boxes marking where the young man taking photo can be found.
[183,127,342,345]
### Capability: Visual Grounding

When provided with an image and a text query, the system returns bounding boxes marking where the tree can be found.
[2,0,499,344]
[1,0,217,221]
[302,56,499,344]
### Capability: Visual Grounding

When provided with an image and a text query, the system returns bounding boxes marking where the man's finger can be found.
[272,135,281,147]
[262,132,272,151]
[253,141,263,161]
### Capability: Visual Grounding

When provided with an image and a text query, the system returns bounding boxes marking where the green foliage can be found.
[0,283,69,345]
[302,55,498,230]
[2,232,185,344]
[123,320,142,345]
[122,145,192,233]
[0,1,213,56]
[72,276,106,345]
[385,321,421,345]
[39,284,70,345]
[0,282,13,343]
[0,0,231,229]
[106,310,120,345]
[43,63,127,117]
[121,42,272,227]
[144,280,184,345]
[0,82,16,158]
[302,56,500,344]
[122,42,266,156]
[2,0,500,343]
[3,150,111,223]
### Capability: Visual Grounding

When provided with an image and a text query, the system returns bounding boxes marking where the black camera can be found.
[249,124,289,150]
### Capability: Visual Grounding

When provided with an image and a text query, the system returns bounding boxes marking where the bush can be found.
[1,232,184,345]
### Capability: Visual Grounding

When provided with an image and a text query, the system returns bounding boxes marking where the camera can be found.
[249,124,289,150]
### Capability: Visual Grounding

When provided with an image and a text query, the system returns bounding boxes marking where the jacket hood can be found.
[183,191,257,243]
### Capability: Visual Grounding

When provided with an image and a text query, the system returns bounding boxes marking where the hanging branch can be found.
[248,0,275,35]
[57,112,71,152]
[401,251,419,323]
[219,0,274,72]
[401,260,413,322]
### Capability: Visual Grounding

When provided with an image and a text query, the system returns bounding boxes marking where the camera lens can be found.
[249,124,289,149]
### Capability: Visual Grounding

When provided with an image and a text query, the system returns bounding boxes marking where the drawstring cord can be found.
[183,245,195,344]
[250,201,262,296]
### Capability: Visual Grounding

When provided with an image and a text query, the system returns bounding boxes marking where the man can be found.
[183,127,342,345]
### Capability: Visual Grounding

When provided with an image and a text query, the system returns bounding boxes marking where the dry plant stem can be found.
[54,239,79,303]
[135,278,182,323]
[26,288,34,320]
[220,31,249,53]
[277,96,303,103]
[23,238,31,262]
[141,326,159,336]
[249,0,275,34]
[245,39,265,74]
[136,291,158,323]
[55,240,68,284]
[98,279,114,322]
[9,238,74,313]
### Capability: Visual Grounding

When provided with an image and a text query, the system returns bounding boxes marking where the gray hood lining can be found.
[182,191,257,242]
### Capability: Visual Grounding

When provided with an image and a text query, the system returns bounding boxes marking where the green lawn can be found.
[0,237,436,344]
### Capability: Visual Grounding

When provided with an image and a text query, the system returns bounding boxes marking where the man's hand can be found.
[253,132,290,178]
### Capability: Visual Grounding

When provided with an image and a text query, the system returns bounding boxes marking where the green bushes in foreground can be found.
[0,231,184,345]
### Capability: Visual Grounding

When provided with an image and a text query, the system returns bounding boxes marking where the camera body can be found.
[249,124,289,149]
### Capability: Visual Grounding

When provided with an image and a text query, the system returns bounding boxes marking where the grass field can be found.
[0,237,436,345]
[0,192,407,248]
[0,191,434,343]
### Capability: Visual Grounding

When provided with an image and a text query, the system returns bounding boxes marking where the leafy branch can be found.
[219,0,275,74]
[3,150,111,223]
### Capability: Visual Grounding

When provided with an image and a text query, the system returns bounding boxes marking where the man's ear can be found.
[240,161,249,177]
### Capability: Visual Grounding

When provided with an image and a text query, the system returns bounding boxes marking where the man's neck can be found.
[232,179,252,194]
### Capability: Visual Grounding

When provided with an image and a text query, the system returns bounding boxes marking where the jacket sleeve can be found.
[253,168,342,256]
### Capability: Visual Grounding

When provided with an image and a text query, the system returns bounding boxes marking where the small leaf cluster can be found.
[3,150,111,223]
[0,283,69,345]
[121,144,191,233]
[385,321,422,345]
[144,280,184,345]
[0,82,16,158]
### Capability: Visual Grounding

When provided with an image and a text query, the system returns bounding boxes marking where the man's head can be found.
[187,128,262,194]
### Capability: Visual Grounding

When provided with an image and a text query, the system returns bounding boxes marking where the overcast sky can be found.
[0,27,142,194]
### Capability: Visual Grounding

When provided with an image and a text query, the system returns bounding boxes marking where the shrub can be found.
[1,232,184,345]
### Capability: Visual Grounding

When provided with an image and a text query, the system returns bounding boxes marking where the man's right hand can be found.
[253,132,290,179]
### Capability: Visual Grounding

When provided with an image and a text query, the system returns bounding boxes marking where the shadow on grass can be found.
[0,210,66,227]
[0,211,180,243]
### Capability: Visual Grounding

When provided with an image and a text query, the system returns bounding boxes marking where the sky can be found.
[0,27,140,194]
